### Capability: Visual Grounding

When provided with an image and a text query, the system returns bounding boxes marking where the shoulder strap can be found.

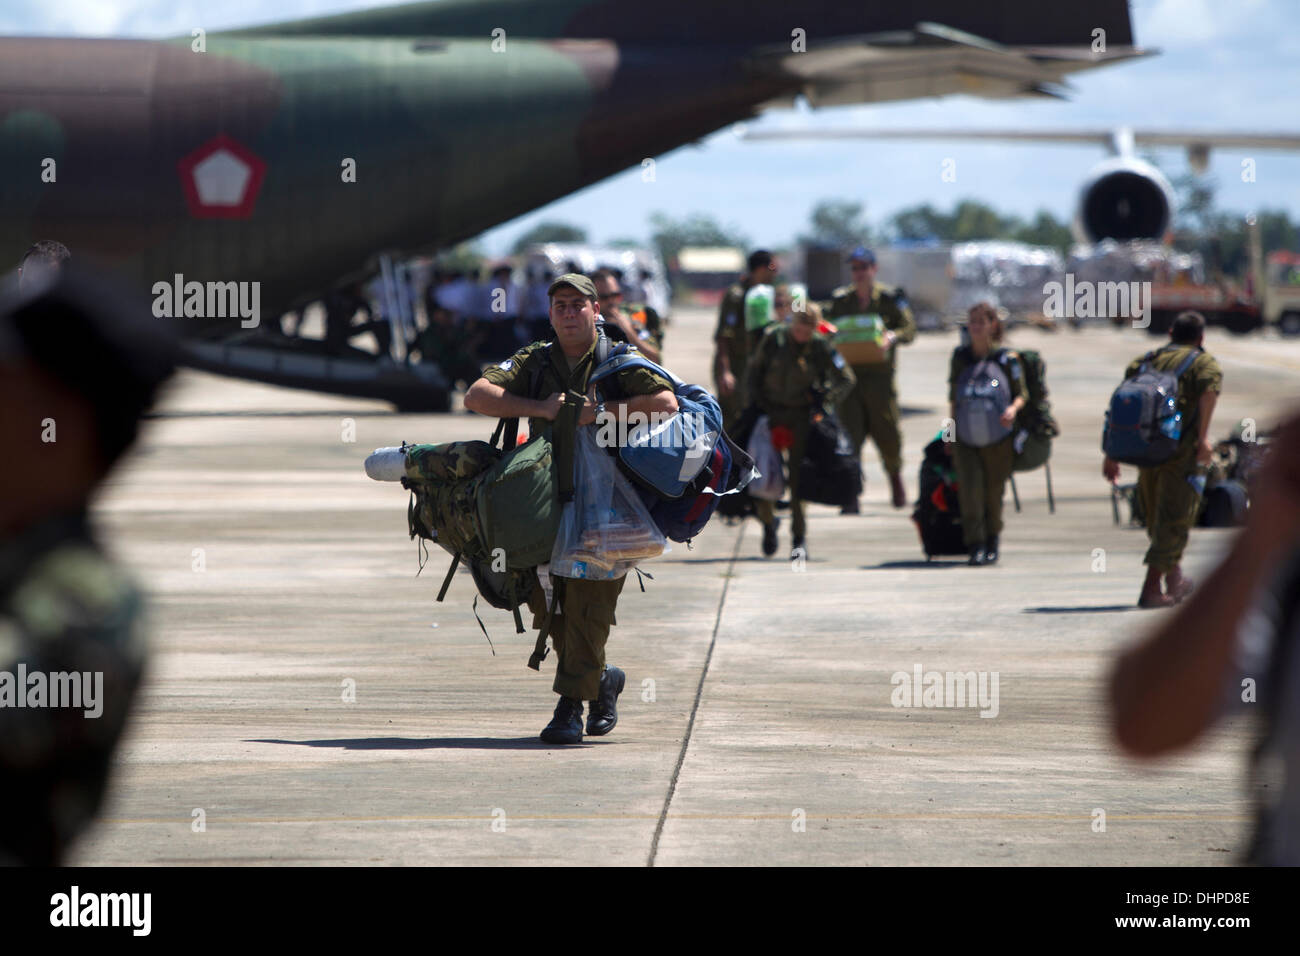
[490,346,550,450]
[552,390,582,504]
[588,349,685,392]
[1173,346,1203,380]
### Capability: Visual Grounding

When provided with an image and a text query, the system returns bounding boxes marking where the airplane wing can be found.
[743,21,1155,108]
[741,126,1300,172]
[743,128,1300,151]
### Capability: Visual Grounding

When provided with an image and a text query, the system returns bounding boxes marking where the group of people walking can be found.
[712,245,1223,607]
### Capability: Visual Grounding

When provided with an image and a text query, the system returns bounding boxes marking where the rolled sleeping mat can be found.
[364,446,407,481]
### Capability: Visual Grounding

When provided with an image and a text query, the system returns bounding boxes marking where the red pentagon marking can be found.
[177,134,267,219]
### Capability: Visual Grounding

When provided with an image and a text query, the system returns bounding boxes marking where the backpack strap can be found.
[588,350,685,393]
[436,550,461,602]
[1173,347,1203,381]
[527,578,564,671]
[490,348,550,450]
[551,390,582,504]
[506,574,524,634]
[595,327,611,366]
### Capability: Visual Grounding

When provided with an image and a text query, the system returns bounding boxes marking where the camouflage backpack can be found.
[400,391,580,640]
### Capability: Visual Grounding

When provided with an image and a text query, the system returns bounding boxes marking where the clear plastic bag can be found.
[551,425,668,580]
[746,415,786,501]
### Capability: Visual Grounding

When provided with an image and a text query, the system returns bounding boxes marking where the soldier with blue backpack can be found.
[948,303,1028,566]
[464,274,680,744]
[1103,311,1222,608]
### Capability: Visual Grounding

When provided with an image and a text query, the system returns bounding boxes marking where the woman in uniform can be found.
[948,303,1027,565]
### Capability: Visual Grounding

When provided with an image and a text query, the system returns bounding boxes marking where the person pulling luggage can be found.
[747,302,855,560]
[948,303,1027,566]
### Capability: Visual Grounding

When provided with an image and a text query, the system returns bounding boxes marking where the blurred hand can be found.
[718,370,736,398]
[999,407,1016,428]
[1196,439,1214,466]
[577,398,598,427]
[1103,457,1120,483]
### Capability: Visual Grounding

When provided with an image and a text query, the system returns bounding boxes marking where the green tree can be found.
[801,199,870,248]
[888,200,1018,243]
[1011,210,1074,255]
[949,200,1019,241]
[510,220,588,254]
[648,212,749,267]
[890,203,950,240]
[436,241,485,274]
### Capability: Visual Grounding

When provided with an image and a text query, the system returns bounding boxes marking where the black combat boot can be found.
[586,666,626,736]
[983,536,999,565]
[761,517,780,557]
[540,696,584,745]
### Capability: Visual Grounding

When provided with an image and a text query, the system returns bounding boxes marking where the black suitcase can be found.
[912,437,967,559]
[798,409,863,506]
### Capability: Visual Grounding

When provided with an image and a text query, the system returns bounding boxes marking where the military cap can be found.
[547,273,597,298]
[847,246,876,265]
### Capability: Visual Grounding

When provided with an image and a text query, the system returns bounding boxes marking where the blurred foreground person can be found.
[1112,412,1300,864]
[0,266,176,865]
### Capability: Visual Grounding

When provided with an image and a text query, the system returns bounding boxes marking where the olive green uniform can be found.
[481,335,673,702]
[0,512,146,865]
[714,279,758,430]
[948,347,1029,549]
[748,324,856,539]
[1123,345,1223,571]
[824,283,916,475]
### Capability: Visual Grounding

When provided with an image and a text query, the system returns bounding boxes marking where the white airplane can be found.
[742,126,1300,243]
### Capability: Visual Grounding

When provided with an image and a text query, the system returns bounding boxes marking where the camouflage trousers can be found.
[952,436,1015,548]
[839,364,902,475]
[528,575,626,701]
[1137,455,1202,571]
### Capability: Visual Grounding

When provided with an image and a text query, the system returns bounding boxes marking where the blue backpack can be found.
[588,346,726,498]
[589,345,754,543]
[1102,347,1201,466]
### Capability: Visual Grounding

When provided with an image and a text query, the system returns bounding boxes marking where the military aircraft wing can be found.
[744,21,1154,107]
[741,127,1300,155]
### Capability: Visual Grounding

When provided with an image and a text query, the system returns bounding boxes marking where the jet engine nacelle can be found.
[1074,156,1175,244]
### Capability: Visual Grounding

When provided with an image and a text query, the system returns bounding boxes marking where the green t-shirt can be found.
[481,334,673,439]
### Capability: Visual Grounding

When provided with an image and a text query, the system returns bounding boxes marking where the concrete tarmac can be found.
[73,307,1300,866]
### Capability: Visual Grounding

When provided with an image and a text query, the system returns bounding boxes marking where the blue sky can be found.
[6,0,1298,256]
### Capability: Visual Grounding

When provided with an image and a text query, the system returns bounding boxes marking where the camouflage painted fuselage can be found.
[0,0,1137,322]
